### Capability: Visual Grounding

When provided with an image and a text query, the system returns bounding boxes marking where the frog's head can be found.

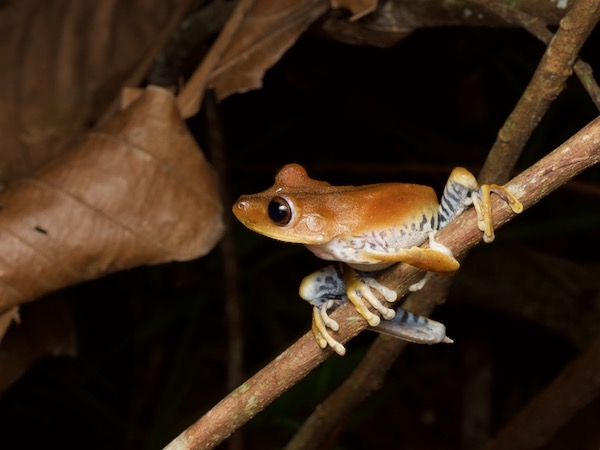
[233,164,356,244]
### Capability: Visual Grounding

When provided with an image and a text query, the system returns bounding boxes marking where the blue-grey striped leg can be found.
[439,167,523,242]
[371,308,453,344]
[438,167,480,229]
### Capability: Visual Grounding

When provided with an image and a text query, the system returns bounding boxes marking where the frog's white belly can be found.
[306,216,437,268]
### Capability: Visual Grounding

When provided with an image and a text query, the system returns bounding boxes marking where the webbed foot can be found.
[300,264,399,355]
[343,266,398,326]
[471,184,524,242]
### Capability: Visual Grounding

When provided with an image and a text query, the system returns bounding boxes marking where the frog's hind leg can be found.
[371,308,453,344]
[438,167,480,228]
[439,167,523,242]
[300,264,349,355]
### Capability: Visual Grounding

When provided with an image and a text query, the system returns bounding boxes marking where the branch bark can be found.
[473,0,600,110]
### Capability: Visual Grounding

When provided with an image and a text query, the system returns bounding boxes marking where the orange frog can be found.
[233,164,522,355]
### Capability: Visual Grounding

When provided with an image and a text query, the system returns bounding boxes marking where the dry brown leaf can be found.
[331,0,378,20]
[0,0,191,181]
[0,86,224,312]
[0,307,20,343]
[178,0,330,116]
[208,0,331,100]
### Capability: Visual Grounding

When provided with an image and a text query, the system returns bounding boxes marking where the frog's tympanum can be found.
[233,164,523,355]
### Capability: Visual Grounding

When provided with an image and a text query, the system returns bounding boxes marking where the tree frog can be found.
[233,164,523,355]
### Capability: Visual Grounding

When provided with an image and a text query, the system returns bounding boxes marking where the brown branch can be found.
[162,115,600,450]
[474,0,600,110]
[483,336,600,450]
[477,0,600,184]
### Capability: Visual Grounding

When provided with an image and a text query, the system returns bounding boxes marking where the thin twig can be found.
[203,93,245,450]
[473,0,600,110]
[476,0,600,184]
[162,115,600,450]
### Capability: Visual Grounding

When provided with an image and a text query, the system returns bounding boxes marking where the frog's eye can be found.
[268,196,293,226]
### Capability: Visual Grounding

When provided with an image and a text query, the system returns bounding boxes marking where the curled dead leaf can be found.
[0,0,193,180]
[178,0,330,116]
[0,86,224,311]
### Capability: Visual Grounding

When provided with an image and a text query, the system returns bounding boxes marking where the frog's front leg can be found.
[300,264,347,354]
[300,264,397,355]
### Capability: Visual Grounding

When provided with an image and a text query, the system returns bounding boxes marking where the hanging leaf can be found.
[178,0,330,116]
[0,0,191,181]
[0,86,224,311]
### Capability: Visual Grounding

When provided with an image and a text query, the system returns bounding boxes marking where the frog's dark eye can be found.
[268,197,292,226]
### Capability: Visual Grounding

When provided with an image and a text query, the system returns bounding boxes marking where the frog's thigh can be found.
[374,247,460,273]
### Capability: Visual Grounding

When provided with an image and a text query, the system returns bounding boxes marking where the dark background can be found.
[1,25,599,450]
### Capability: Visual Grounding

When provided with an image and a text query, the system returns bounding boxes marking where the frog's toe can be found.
[312,306,346,355]
[358,280,396,320]
[319,300,340,331]
[311,316,328,349]
[361,277,398,302]
[409,272,434,292]
[490,184,524,214]
[471,183,523,243]
[347,287,382,326]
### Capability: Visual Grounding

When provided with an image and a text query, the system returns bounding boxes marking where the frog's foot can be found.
[343,266,397,326]
[471,184,524,243]
[312,301,346,355]
[372,308,453,345]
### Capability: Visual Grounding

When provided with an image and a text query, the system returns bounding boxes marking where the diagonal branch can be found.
[476,0,600,184]
[163,115,600,450]
[473,0,600,110]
